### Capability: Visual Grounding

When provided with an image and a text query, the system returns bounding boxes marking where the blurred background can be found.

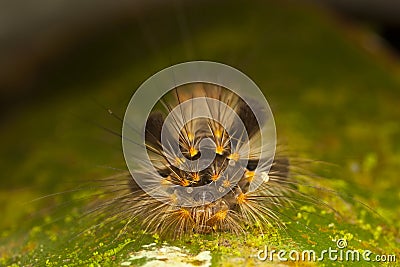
[1,0,400,117]
[0,0,399,265]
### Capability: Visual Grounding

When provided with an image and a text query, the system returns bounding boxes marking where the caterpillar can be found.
[85,61,321,239]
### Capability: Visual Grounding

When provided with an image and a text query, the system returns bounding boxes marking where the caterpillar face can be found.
[119,62,293,237]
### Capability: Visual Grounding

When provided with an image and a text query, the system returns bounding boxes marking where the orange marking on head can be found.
[192,173,200,182]
[214,209,228,221]
[189,146,198,157]
[211,173,220,181]
[181,179,190,187]
[215,145,224,155]
[179,208,191,218]
[245,170,255,182]
[237,193,247,204]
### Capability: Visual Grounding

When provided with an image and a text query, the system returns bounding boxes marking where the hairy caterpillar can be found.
[79,61,333,239]
[122,85,286,237]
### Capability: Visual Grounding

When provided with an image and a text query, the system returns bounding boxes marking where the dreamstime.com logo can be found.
[257,239,397,263]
